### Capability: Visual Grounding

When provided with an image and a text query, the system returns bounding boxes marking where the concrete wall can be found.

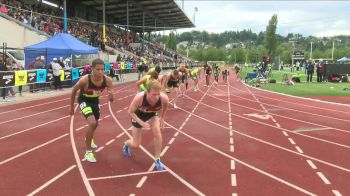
[0,14,49,49]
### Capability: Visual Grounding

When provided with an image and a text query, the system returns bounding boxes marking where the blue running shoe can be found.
[155,159,164,171]
[123,143,131,157]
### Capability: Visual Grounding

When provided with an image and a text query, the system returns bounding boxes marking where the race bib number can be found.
[79,102,87,110]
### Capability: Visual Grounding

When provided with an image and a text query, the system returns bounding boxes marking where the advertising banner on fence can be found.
[72,68,79,80]
[64,69,71,81]
[15,70,27,86]
[36,69,47,83]
[60,70,65,81]
[0,71,15,87]
[27,70,37,83]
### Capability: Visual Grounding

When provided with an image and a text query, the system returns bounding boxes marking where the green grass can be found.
[240,67,350,96]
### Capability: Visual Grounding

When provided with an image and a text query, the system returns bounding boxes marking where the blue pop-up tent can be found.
[24,33,98,69]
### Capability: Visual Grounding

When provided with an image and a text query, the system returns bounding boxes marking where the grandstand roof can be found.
[79,0,194,32]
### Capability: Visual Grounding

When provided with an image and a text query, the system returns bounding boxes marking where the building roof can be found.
[80,0,194,32]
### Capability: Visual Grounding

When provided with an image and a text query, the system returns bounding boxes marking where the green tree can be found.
[166,32,177,51]
[264,14,278,56]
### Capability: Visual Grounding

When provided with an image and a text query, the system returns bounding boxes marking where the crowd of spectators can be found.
[0,0,193,71]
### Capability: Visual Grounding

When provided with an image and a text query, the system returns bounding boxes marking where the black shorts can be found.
[138,65,144,72]
[167,80,179,88]
[206,70,211,76]
[131,110,157,128]
[78,101,100,120]
[180,75,187,83]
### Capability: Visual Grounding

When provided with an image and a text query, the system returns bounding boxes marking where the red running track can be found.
[0,71,349,196]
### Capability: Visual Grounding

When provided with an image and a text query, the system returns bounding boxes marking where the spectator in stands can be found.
[0,55,8,101]
[307,60,314,83]
[51,58,62,90]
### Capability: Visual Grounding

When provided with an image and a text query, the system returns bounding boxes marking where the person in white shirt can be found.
[52,58,63,90]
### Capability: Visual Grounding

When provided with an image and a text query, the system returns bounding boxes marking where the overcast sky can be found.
[175,1,350,37]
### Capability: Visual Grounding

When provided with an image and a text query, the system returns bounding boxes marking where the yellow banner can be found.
[60,70,65,81]
[15,71,27,86]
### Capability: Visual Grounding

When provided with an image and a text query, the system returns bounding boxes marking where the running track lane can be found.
[0,72,349,195]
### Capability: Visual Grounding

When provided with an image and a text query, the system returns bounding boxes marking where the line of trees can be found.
[154,14,350,64]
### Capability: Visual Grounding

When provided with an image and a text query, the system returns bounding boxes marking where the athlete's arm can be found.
[161,74,169,90]
[128,92,150,129]
[70,75,87,115]
[105,76,114,102]
[136,75,147,89]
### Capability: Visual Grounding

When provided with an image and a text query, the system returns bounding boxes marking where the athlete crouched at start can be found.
[189,68,201,92]
[162,69,180,108]
[123,80,169,171]
[70,58,114,163]
[136,70,159,92]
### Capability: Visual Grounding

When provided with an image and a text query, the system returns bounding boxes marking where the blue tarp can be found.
[24,33,98,69]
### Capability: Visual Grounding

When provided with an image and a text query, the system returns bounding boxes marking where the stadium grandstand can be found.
[0,0,196,69]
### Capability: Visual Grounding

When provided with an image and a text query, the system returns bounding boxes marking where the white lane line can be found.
[306,160,318,170]
[295,146,304,154]
[174,132,179,137]
[95,146,104,153]
[288,138,296,145]
[27,165,76,196]
[272,118,277,123]
[0,133,68,165]
[106,139,115,146]
[232,193,238,196]
[169,138,175,145]
[282,131,289,137]
[69,106,95,196]
[129,194,136,196]
[213,85,350,134]
[116,132,125,138]
[230,131,233,136]
[0,105,68,125]
[0,98,69,115]
[175,103,350,173]
[231,160,236,170]
[231,174,237,186]
[75,125,86,131]
[230,145,234,152]
[89,170,167,181]
[165,122,317,195]
[230,138,233,144]
[104,115,110,118]
[332,190,342,196]
[0,116,69,140]
[187,95,350,150]
[317,172,331,184]
[276,123,281,128]
[160,146,170,157]
[136,176,148,188]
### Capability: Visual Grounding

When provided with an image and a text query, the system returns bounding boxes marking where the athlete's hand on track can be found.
[160,118,165,130]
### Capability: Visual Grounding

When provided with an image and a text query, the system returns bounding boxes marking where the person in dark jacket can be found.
[307,60,315,83]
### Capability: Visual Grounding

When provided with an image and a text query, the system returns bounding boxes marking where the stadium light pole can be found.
[63,0,67,33]
[310,41,313,60]
[331,40,335,60]
[102,0,106,44]
[193,7,198,25]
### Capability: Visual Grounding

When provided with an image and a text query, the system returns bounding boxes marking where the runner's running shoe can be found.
[155,159,164,171]
[123,143,131,157]
[83,150,96,163]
